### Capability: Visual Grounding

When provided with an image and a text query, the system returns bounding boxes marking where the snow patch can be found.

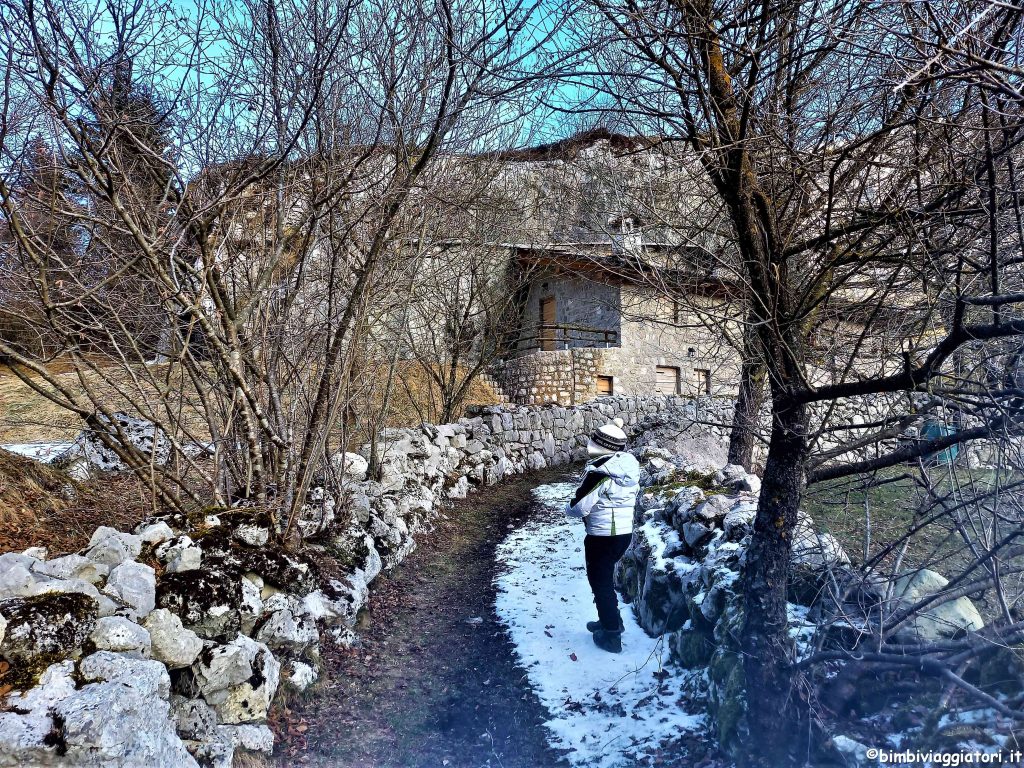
[1,442,75,462]
[495,480,703,767]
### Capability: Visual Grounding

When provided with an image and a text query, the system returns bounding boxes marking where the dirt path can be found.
[272,467,574,768]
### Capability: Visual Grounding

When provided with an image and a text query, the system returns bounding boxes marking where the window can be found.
[695,368,712,396]
[655,366,681,395]
[687,347,697,359]
[596,375,614,396]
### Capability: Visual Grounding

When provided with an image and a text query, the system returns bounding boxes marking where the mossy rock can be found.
[156,567,242,640]
[190,521,316,592]
[670,628,714,668]
[709,651,748,753]
[328,528,372,572]
[0,593,98,686]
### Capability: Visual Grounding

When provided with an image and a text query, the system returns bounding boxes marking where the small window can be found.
[656,366,681,395]
[596,375,614,396]
[695,368,712,396]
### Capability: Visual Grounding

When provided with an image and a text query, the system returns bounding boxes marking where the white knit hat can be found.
[587,417,627,457]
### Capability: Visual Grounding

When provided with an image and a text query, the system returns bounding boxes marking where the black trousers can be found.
[584,533,633,631]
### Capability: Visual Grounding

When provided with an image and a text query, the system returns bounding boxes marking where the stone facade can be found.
[490,348,604,405]
[495,268,743,405]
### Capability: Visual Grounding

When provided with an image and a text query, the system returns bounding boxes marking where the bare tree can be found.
[0,0,553,534]
[557,0,1024,761]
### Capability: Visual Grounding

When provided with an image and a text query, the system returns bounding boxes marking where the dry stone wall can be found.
[0,396,728,767]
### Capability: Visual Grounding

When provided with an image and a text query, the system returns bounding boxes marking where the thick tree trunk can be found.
[727,352,766,471]
[738,396,811,766]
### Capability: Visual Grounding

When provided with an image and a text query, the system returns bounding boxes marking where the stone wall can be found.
[0,396,726,767]
[489,348,603,404]
[616,452,1003,766]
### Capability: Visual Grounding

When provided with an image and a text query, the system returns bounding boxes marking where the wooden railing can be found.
[501,323,619,354]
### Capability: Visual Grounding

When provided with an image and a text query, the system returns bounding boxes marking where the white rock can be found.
[103,560,156,618]
[35,554,109,585]
[218,723,274,754]
[181,738,232,768]
[21,547,47,560]
[138,521,176,546]
[330,451,368,481]
[37,576,102,601]
[96,594,120,618]
[169,695,219,740]
[893,569,985,641]
[0,564,39,598]
[447,476,470,499]
[738,473,761,494]
[155,535,196,564]
[239,576,264,635]
[0,552,37,574]
[254,595,318,652]
[791,520,850,569]
[723,504,757,539]
[144,609,203,669]
[165,546,202,574]
[85,527,143,566]
[192,635,280,724]
[90,615,152,657]
[80,650,170,698]
[833,735,871,766]
[0,614,6,646]
[55,681,198,767]
[282,660,318,692]
[0,661,77,765]
[233,524,270,548]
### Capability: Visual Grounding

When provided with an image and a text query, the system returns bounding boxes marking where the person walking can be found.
[565,417,640,653]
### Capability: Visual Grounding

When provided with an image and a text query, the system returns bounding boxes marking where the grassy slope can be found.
[0,448,152,555]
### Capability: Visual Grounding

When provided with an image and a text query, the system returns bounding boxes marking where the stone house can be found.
[488,226,743,405]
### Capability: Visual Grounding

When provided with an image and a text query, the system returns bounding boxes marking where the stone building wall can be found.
[495,279,743,404]
[489,348,604,404]
[517,273,620,352]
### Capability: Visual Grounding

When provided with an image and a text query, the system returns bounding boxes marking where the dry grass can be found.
[0,449,154,555]
[0,360,504,444]
[0,363,83,443]
[233,752,275,768]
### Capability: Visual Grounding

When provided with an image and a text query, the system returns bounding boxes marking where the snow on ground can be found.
[495,480,704,767]
[1,442,73,462]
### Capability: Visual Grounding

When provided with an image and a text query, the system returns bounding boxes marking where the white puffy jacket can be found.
[565,452,641,536]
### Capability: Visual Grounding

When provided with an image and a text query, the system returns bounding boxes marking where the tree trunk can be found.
[728,346,766,471]
[738,396,811,766]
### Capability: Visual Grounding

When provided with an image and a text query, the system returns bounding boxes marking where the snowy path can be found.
[494,481,704,767]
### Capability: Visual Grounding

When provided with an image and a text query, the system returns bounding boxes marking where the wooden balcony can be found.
[501,323,619,355]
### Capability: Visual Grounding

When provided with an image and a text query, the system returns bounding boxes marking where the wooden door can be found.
[539,296,556,351]
[656,366,680,395]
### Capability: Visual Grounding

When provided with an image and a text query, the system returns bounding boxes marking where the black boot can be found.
[587,618,624,633]
[592,628,622,653]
